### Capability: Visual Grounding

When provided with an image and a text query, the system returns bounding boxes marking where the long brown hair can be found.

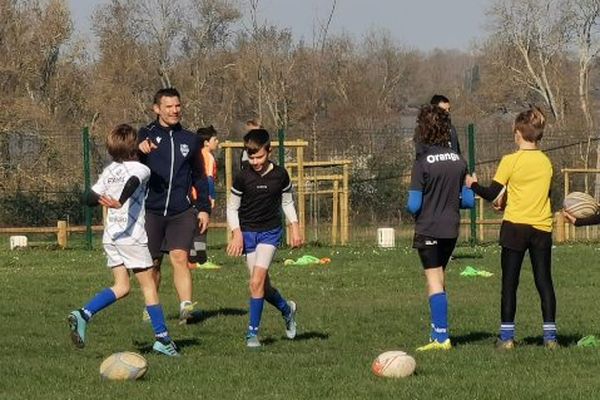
[414,105,451,147]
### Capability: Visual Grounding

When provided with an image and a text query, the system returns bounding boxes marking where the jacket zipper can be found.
[164,130,175,216]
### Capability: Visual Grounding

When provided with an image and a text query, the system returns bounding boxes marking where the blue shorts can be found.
[242,227,283,254]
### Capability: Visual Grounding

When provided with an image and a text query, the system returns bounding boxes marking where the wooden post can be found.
[554,211,565,243]
[341,163,350,244]
[296,142,305,241]
[57,220,67,249]
[332,180,339,245]
[478,196,484,242]
[225,143,233,243]
[563,170,570,241]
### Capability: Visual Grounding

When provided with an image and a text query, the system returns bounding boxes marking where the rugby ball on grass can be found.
[99,352,148,381]
[563,192,600,219]
[371,350,416,378]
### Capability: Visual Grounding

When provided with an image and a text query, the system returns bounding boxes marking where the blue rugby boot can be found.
[153,339,180,357]
[67,310,87,349]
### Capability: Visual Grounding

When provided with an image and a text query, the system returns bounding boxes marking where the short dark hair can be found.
[153,87,180,105]
[430,94,450,105]
[197,125,217,145]
[106,124,138,162]
[414,104,451,146]
[243,129,270,155]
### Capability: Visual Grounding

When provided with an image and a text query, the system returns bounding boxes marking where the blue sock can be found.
[82,288,117,320]
[429,292,448,342]
[500,323,515,341]
[265,288,290,317]
[248,297,264,336]
[543,322,557,341]
[147,304,171,343]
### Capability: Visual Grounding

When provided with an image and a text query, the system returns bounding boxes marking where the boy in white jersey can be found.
[67,124,178,356]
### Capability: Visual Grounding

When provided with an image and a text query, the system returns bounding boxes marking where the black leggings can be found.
[501,246,556,323]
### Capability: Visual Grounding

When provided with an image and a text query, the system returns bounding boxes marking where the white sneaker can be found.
[179,301,199,325]
[246,333,261,348]
[284,301,297,339]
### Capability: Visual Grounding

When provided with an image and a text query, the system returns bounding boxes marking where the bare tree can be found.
[566,0,600,195]
[487,0,571,124]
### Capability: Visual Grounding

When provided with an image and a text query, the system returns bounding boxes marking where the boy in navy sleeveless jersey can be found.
[407,105,475,351]
[226,129,303,348]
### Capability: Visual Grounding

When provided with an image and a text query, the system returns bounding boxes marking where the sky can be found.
[68,0,489,51]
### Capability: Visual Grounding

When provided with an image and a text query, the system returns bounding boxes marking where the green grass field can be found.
[2,241,600,399]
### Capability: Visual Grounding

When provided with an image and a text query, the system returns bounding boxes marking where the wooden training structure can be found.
[287,160,351,245]
[220,140,351,245]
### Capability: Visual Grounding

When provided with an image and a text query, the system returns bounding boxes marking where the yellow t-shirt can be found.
[493,150,553,232]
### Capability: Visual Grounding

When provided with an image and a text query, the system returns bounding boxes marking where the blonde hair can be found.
[513,106,545,142]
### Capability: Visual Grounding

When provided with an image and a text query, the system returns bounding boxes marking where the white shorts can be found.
[104,243,154,270]
[245,244,277,274]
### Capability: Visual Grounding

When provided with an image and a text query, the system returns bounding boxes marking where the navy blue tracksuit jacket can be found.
[138,121,210,216]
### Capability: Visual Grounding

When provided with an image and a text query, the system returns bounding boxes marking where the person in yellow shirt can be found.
[466,107,557,350]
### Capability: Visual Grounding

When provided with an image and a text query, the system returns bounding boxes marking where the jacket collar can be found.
[151,120,183,133]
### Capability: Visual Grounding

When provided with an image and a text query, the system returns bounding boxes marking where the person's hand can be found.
[465,173,477,188]
[98,195,122,209]
[227,229,244,257]
[138,138,158,154]
[197,211,209,234]
[563,210,576,225]
[289,222,303,248]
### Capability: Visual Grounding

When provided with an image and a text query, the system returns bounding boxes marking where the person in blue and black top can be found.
[227,129,303,348]
[406,104,475,351]
[138,87,211,325]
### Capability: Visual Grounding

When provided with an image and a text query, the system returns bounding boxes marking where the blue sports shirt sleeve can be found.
[460,186,475,209]
[406,159,425,215]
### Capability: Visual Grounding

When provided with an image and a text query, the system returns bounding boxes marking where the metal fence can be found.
[2,125,600,246]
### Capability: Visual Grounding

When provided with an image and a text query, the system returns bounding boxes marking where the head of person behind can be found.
[513,106,545,147]
[243,129,271,174]
[107,124,139,163]
[197,125,219,152]
[244,118,262,133]
[430,94,451,113]
[414,104,451,147]
[153,87,181,128]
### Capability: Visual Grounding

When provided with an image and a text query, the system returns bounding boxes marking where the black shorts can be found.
[413,233,457,269]
[499,220,552,252]
[146,208,197,259]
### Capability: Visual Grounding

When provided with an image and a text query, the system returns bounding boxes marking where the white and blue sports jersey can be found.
[92,161,150,245]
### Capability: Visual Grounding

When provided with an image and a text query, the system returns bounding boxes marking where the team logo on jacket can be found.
[180,144,189,157]
[156,137,162,144]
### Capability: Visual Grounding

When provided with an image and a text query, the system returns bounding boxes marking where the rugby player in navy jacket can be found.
[138,87,210,324]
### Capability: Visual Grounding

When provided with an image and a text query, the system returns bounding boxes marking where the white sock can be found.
[180,301,192,311]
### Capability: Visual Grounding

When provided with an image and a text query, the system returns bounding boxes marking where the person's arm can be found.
[226,191,244,257]
[281,191,299,224]
[574,214,600,226]
[460,186,475,209]
[83,190,101,207]
[406,160,424,215]
[191,141,211,215]
[470,180,505,202]
[406,191,423,215]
